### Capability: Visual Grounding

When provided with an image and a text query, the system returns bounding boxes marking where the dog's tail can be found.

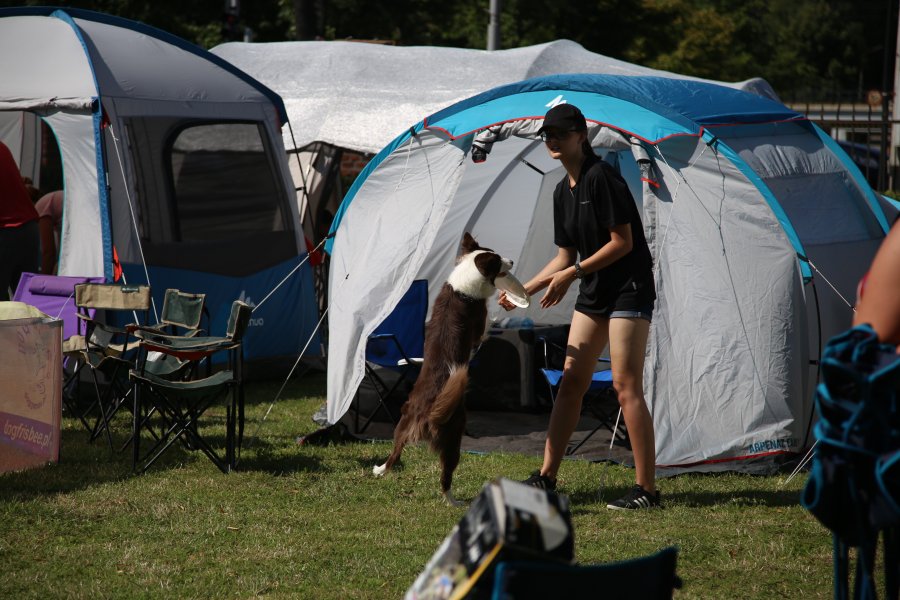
[429,365,468,426]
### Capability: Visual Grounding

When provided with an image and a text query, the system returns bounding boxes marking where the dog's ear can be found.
[460,232,479,254]
[474,252,502,279]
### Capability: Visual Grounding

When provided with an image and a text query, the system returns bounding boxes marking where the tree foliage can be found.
[0,0,893,99]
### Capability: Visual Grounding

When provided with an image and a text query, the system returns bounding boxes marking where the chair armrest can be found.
[135,330,238,361]
[79,314,129,336]
[367,332,413,366]
[397,357,424,366]
[128,323,206,337]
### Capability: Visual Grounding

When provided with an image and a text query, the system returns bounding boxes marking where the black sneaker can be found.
[521,470,556,491]
[606,484,661,510]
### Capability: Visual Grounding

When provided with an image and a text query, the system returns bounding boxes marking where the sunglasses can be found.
[540,129,577,142]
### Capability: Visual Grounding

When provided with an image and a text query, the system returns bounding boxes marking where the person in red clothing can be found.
[0,141,40,300]
[35,189,63,274]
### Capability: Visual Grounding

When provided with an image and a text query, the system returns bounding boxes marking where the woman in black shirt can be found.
[499,103,659,509]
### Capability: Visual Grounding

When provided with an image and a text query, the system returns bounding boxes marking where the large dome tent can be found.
[324,74,891,472]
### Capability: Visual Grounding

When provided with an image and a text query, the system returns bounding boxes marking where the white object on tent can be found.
[324,74,891,473]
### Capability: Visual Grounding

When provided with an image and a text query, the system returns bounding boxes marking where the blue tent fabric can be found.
[426,74,804,136]
[327,74,807,254]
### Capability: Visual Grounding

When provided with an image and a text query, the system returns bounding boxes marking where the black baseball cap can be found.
[539,103,587,133]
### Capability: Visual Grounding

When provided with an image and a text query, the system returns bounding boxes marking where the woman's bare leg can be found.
[540,311,610,480]
[608,317,655,493]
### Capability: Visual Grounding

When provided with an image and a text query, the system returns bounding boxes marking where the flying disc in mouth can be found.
[496,273,530,308]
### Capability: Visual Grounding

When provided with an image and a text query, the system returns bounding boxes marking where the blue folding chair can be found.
[355,279,428,433]
[538,337,629,454]
[491,546,681,599]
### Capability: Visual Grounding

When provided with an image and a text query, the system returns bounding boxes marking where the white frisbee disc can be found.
[496,273,530,308]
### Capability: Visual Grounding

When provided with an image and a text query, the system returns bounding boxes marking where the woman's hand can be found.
[540,270,575,308]
[497,291,516,311]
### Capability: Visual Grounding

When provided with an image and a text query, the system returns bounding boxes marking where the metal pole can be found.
[487,0,501,51]
[879,0,894,191]
[890,0,900,191]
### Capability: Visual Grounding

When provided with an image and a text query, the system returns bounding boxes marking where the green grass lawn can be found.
[1,372,839,598]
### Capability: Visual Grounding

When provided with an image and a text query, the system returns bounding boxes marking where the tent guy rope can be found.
[252,234,331,314]
[244,306,329,450]
[108,122,159,321]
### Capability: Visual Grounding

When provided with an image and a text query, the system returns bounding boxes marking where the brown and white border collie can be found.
[373,232,513,505]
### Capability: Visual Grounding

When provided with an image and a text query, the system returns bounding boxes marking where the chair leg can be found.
[567,392,629,455]
[134,387,234,475]
[88,363,135,451]
[132,380,141,471]
[567,422,605,455]
[355,364,407,434]
[63,359,97,435]
[87,368,117,450]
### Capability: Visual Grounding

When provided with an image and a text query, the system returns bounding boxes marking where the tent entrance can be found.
[123,117,297,277]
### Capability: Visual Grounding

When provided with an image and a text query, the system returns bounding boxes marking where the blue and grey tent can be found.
[325,74,891,472]
[0,8,319,362]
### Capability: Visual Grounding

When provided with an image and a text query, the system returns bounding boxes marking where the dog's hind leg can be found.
[438,429,465,506]
[373,417,410,476]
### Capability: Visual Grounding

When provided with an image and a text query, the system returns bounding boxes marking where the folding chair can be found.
[129,300,251,474]
[12,273,105,341]
[12,273,104,423]
[538,337,629,455]
[141,289,207,337]
[354,279,428,433]
[490,546,682,599]
[128,289,208,381]
[69,283,151,450]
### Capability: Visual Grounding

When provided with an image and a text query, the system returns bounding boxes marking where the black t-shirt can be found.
[553,154,656,314]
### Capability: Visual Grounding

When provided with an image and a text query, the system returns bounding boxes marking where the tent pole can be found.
[487,0,501,51]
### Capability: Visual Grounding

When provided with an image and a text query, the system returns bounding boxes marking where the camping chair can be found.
[129,300,251,474]
[139,289,208,337]
[490,546,682,599]
[13,273,106,342]
[12,273,105,423]
[68,283,152,450]
[128,289,208,380]
[354,279,428,434]
[538,337,629,455]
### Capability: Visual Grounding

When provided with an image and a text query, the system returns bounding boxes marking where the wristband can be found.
[573,262,585,279]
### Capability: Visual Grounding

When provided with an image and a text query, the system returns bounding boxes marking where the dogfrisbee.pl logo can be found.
[1,412,53,452]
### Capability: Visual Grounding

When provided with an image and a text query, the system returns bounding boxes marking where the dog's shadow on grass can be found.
[234,435,330,476]
[237,453,327,476]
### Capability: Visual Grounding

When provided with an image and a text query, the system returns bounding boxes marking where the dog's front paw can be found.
[373,463,387,476]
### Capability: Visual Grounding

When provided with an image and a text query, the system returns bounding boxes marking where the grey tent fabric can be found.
[323,75,888,472]
[212,39,779,156]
